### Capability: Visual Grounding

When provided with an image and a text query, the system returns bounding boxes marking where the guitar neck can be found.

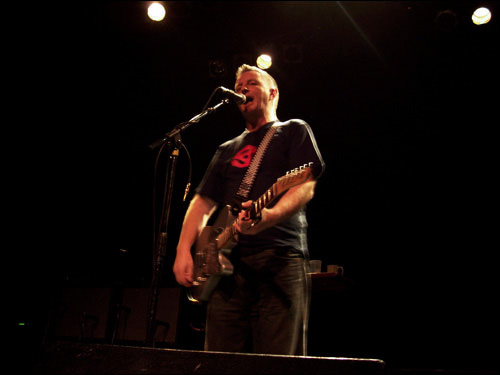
[214,185,278,251]
[250,184,279,218]
[215,165,313,250]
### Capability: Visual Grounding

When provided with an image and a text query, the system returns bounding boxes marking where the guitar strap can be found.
[234,122,277,204]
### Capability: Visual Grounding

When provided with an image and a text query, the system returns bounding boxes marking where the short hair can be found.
[235,64,279,110]
[235,64,278,91]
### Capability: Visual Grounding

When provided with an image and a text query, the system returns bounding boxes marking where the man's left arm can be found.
[236,180,317,235]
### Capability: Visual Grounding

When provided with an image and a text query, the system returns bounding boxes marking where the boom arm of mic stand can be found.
[148,99,229,150]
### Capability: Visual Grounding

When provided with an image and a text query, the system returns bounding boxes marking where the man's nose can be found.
[242,87,249,95]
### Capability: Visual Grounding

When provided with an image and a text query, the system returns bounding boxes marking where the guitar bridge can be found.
[193,276,207,286]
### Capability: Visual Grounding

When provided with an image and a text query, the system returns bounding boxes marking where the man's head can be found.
[234,65,279,123]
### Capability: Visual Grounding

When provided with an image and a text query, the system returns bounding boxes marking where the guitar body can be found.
[187,164,313,303]
[187,205,236,303]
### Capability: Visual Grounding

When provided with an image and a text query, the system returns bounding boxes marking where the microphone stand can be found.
[145,98,229,347]
[148,99,230,151]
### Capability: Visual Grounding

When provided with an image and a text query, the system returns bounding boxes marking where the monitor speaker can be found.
[114,287,181,345]
[52,288,112,341]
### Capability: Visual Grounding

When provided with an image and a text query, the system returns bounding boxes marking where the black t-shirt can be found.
[195,119,325,256]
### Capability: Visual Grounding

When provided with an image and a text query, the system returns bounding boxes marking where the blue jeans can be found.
[205,248,311,355]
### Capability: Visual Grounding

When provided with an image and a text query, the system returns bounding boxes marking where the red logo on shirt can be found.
[231,145,257,168]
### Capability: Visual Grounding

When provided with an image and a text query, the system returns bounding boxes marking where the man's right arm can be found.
[173,193,217,287]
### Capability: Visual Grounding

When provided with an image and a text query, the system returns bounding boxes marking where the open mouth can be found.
[245,96,254,103]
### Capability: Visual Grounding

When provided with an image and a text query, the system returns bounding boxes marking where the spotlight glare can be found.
[148,2,166,22]
[472,7,491,25]
[256,54,272,70]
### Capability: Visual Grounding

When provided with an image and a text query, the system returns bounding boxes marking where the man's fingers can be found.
[241,200,253,208]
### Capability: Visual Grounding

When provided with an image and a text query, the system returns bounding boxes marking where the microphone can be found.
[219,86,246,104]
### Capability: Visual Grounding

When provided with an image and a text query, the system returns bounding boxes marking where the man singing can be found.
[173,64,324,355]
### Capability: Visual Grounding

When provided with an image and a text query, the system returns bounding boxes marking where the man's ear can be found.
[269,88,278,100]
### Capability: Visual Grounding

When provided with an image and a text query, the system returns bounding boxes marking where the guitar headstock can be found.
[277,162,314,189]
[251,163,315,216]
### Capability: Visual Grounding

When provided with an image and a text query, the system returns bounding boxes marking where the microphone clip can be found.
[218,86,246,105]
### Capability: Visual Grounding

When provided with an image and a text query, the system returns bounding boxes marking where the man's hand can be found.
[235,200,269,235]
[172,249,194,287]
[173,194,217,287]
[234,180,317,236]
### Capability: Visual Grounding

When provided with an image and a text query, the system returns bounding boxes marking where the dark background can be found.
[14,1,497,372]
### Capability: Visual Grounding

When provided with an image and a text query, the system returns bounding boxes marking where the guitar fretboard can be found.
[214,165,312,251]
[251,185,277,217]
[214,181,283,250]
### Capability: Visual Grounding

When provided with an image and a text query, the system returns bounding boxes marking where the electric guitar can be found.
[187,163,314,303]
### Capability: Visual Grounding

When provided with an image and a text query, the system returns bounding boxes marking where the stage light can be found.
[148,2,166,22]
[208,59,227,78]
[435,9,458,32]
[472,7,491,25]
[256,54,272,70]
